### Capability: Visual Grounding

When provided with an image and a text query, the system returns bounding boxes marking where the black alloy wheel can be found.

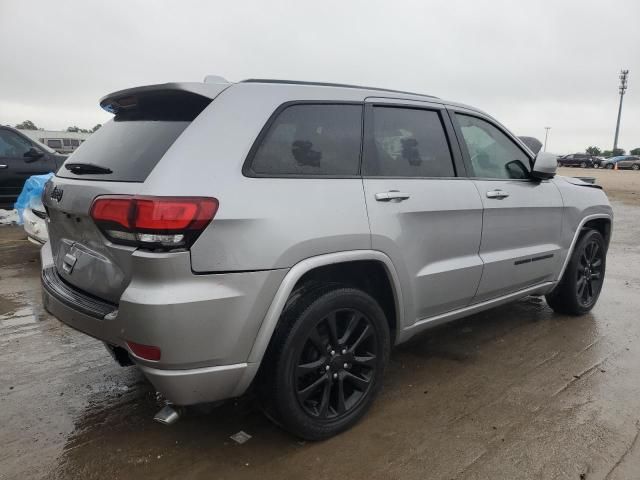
[259,286,390,440]
[294,308,377,419]
[546,229,606,315]
[576,237,604,308]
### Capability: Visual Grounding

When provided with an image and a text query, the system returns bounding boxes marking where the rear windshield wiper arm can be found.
[64,163,113,175]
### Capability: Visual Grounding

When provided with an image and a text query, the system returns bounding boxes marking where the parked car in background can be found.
[0,126,66,208]
[41,78,612,440]
[21,130,91,154]
[600,155,640,170]
[556,153,597,168]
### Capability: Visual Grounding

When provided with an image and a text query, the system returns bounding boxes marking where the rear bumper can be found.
[40,241,286,405]
[41,266,120,344]
[42,273,253,403]
[139,362,257,405]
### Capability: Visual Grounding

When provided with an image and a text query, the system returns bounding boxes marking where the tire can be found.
[605,163,614,169]
[258,285,390,440]
[546,229,606,315]
[580,162,587,168]
[632,164,639,171]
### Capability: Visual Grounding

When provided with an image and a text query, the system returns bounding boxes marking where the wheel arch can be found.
[247,251,404,367]
[583,217,612,248]
[556,213,612,282]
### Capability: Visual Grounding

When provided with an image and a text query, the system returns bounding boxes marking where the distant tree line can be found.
[585,145,640,157]
[13,120,101,133]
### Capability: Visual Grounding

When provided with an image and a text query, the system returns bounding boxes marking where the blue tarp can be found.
[14,173,54,224]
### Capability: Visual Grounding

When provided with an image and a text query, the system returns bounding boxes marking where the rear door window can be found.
[247,104,363,176]
[56,120,189,182]
[363,106,455,177]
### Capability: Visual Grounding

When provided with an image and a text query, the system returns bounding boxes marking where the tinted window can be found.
[56,120,189,182]
[0,130,33,157]
[47,139,63,149]
[63,139,71,146]
[249,104,362,176]
[456,114,530,179]
[363,107,454,177]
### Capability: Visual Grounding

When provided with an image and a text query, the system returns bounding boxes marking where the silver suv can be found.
[41,78,613,439]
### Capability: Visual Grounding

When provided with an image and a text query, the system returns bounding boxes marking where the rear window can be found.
[246,104,363,176]
[56,120,189,182]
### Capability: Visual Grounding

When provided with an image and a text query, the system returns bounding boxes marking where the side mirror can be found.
[531,152,558,180]
[505,159,530,179]
[24,147,44,162]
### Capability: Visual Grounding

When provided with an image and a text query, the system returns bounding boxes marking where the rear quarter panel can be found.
[143,83,372,272]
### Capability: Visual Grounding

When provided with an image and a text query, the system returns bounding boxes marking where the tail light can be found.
[90,196,218,251]
[126,341,161,361]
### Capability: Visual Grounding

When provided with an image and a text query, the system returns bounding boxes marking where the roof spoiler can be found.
[99,82,231,117]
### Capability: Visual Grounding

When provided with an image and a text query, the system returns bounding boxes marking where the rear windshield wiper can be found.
[64,163,113,175]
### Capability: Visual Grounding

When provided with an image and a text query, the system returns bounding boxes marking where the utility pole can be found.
[543,126,551,152]
[613,69,629,152]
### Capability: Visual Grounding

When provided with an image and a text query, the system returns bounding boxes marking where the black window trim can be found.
[361,102,467,179]
[242,100,365,179]
[447,107,538,182]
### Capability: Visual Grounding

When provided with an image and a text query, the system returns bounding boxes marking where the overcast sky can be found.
[1,0,638,154]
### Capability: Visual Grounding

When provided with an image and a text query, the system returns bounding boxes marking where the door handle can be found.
[486,189,509,199]
[375,191,411,202]
[0,164,7,169]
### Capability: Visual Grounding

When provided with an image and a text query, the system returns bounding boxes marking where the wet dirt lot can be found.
[2,170,640,480]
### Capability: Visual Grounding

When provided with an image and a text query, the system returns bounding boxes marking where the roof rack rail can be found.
[240,78,438,99]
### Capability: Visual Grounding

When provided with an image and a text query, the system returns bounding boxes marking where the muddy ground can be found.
[1,169,640,480]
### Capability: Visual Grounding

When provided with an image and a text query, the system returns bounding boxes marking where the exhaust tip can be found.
[154,405,181,425]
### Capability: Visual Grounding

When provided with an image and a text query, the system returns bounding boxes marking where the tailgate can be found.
[43,177,138,303]
[41,82,229,303]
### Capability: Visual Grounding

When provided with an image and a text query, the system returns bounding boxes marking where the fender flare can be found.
[231,250,404,395]
[248,250,404,364]
[556,213,612,282]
